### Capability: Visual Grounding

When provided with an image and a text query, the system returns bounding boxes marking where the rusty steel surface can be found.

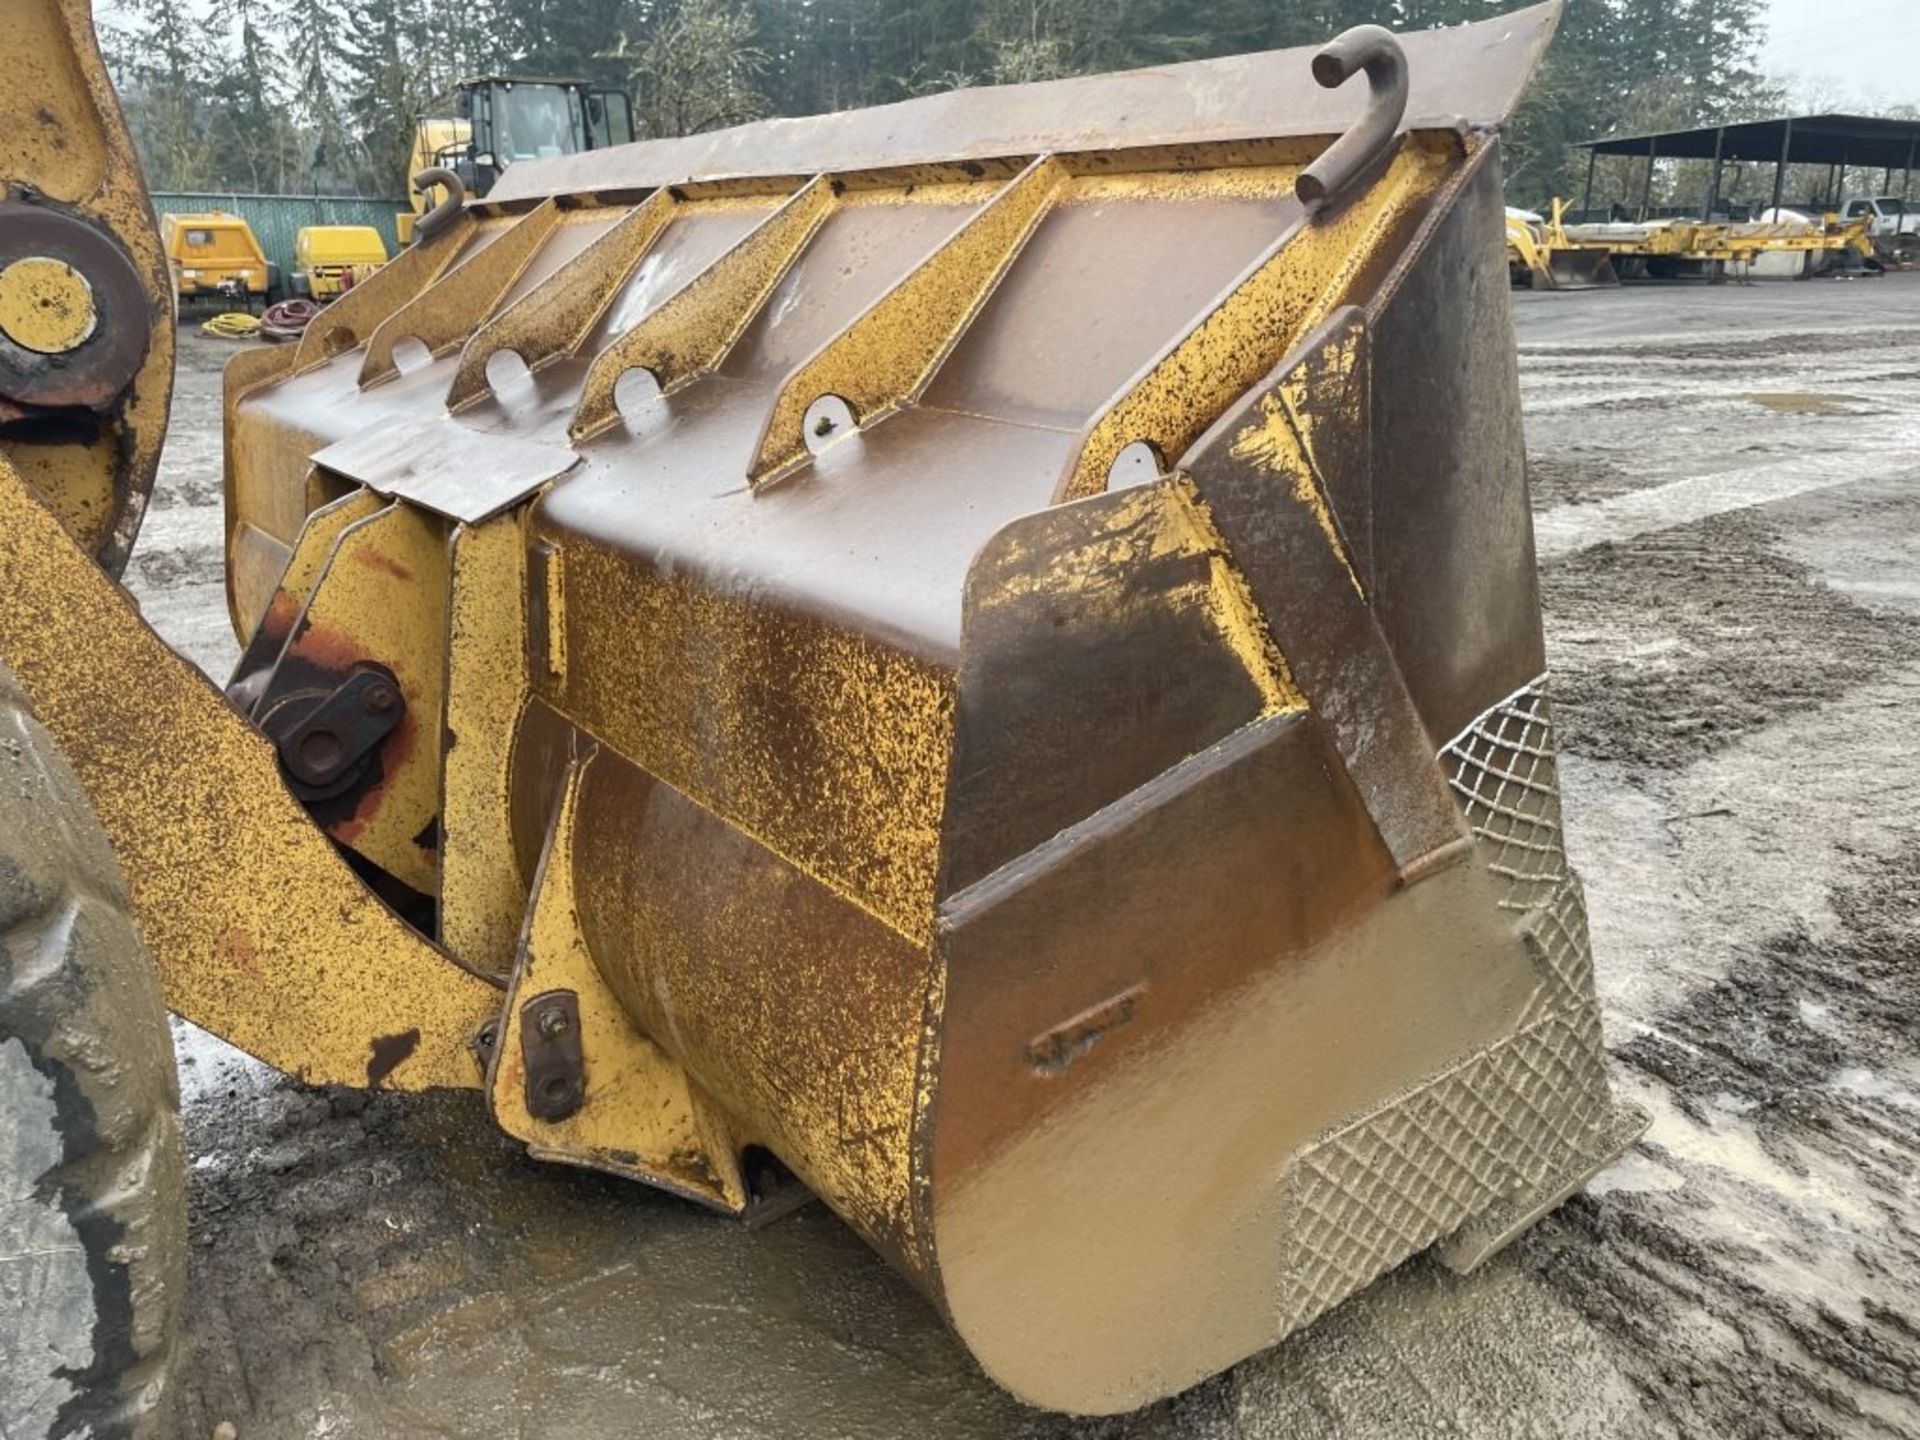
[0,0,1645,1415]
[0,0,173,575]
[486,751,750,1211]
[244,501,451,897]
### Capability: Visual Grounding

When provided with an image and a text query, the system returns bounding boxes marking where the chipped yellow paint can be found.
[980,479,1305,717]
[537,542,567,680]
[1161,477,1307,716]
[219,342,302,599]
[1054,133,1457,503]
[2,438,119,567]
[0,455,496,1088]
[279,502,448,894]
[446,190,678,411]
[0,256,95,353]
[569,176,836,441]
[1228,349,1365,596]
[834,177,1014,207]
[1055,135,1325,180]
[295,212,480,369]
[488,753,746,1210]
[904,935,948,1282]
[358,203,563,386]
[546,534,955,948]
[439,512,531,979]
[0,0,109,202]
[226,523,292,642]
[0,0,173,575]
[748,157,1065,485]
[231,486,384,658]
[569,762,936,1267]
[1057,163,1304,205]
[1274,318,1365,467]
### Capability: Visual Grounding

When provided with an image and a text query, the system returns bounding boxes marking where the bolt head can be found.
[296,729,343,776]
[536,1007,570,1039]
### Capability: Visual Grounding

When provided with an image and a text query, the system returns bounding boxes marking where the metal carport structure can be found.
[1574,113,1920,221]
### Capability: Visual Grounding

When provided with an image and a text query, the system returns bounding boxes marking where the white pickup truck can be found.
[1840,196,1919,261]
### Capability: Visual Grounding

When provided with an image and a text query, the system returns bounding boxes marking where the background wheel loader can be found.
[0,0,1644,1427]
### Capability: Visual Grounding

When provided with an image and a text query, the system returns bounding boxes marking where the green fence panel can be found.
[149,193,409,290]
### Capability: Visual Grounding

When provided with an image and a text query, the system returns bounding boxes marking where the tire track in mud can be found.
[1521,325,1920,362]
[1541,508,1920,769]
[1527,448,1920,1437]
[1519,848,1920,1440]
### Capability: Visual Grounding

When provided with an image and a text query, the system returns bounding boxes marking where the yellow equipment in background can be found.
[1518,197,1879,287]
[159,210,270,305]
[1562,207,1878,278]
[1506,199,1618,288]
[402,77,636,237]
[293,224,388,300]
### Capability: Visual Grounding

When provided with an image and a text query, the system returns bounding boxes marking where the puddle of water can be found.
[1628,1080,1882,1230]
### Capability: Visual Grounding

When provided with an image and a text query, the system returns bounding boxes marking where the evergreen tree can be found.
[273,0,357,193]
[97,0,1806,209]
[110,0,219,190]
[208,0,305,192]
[340,0,431,195]
[612,0,770,138]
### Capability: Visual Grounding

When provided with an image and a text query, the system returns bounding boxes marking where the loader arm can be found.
[0,0,495,1089]
[0,0,173,574]
[0,0,1646,1414]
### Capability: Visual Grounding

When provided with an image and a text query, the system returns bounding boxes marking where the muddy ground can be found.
[128,275,1920,1439]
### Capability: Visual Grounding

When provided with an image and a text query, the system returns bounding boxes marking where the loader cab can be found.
[411,76,634,216]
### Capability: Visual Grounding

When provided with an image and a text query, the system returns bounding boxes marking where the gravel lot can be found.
[133,274,1920,1439]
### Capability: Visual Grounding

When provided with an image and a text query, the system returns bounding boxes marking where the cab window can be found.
[586,90,635,149]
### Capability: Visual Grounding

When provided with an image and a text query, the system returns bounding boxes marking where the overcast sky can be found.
[1757,0,1920,104]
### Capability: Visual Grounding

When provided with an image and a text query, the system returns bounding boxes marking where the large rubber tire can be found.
[0,663,185,1440]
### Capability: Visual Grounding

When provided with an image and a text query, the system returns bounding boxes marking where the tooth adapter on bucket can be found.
[1,0,1643,1414]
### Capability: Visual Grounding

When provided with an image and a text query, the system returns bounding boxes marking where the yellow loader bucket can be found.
[2,0,1640,1416]
[1549,246,1621,288]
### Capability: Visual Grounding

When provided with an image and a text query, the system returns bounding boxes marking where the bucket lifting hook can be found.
[1296,24,1409,207]
[413,166,467,240]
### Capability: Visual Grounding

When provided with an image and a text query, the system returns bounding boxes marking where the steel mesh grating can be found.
[1441,679,1567,914]
[1273,676,1618,1338]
